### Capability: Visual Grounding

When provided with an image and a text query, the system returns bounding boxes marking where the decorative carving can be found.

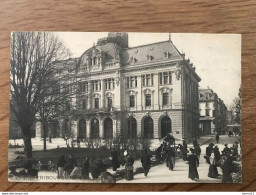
[115,77,120,86]
[128,112,134,118]
[145,112,151,117]
[175,70,181,80]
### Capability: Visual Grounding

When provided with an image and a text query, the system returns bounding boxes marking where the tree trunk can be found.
[23,136,33,159]
[42,120,48,152]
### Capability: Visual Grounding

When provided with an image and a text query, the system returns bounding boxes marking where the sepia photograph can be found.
[8,32,241,183]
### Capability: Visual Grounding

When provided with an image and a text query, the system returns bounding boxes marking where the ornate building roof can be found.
[121,40,182,65]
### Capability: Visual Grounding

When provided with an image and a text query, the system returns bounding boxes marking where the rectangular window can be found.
[94,98,99,109]
[159,72,172,85]
[130,95,135,107]
[163,93,169,106]
[126,76,137,88]
[105,79,115,90]
[206,110,210,116]
[92,81,101,91]
[212,110,215,117]
[142,74,153,87]
[81,82,87,92]
[145,94,151,107]
[82,99,86,109]
[107,97,112,108]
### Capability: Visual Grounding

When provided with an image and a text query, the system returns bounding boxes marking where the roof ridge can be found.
[125,40,171,50]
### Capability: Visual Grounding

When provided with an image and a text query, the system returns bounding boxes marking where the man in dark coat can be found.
[57,155,66,179]
[166,146,175,171]
[215,134,220,143]
[205,143,214,164]
[81,157,90,179]
[141,149,151,176]
[91,159,107,179]
[213,145,221,163]
[222,144,231,154]
[193,138,198,148]
[182,140,188,161]
[187,148,199,180]
[194,144,201,160]
[220,153,233,183]
[63,154,77,179]
[110,147,120,171]
[122,150,135,181]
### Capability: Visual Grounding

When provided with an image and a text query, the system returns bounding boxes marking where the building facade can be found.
[36,33,201,141]
[199,89,227,135]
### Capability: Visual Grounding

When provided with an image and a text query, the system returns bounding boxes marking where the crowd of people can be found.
[50,134,241,183]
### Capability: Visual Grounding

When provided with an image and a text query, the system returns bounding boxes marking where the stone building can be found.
[198,89,227,135]
[36,33,201,141]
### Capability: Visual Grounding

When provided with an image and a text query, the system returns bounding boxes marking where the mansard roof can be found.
[199,89,218,101]
[121,40,183,65]
[80,42,122,64]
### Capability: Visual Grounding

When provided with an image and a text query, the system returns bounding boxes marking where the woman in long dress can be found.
[122,150,135,181]
[208,153,218,178]
[187,148,199,180]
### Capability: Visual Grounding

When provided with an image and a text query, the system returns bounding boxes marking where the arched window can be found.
[161,116,172,138]
[127,117,137,139]
[91,118,99,139]
[104,118,113,139]
[78,119,86,139]
[144,117,153,139]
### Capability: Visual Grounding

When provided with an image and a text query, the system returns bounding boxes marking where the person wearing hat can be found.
[166,146,176,171]
[186,148,199,180]
[182,140,188,161]
[222,144,231,154]
[81,156,90,179]
[205,143,214,164]
[122,150,135,181]
[208,152,218,178]
[141,149,152,176]
[213,145,221,163]
[110,147,120,171]
[193,138,198,148]
[215,133,220,144]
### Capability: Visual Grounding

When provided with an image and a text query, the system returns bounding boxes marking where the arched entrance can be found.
[128,117,137,139]
[144,117,153,139]
[161,116,172,138]
[48,120,60,138]
[104,118,113,139]
[91,118,99,139]
[63,119,71,138]
[78,119,86,140]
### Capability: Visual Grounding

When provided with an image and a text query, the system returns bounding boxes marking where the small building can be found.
[199,89,227,135]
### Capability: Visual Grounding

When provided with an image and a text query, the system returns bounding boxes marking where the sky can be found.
[56,32,241,107]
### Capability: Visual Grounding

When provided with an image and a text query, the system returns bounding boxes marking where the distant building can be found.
[35,32,201,141]
[226,110,233,125]
[198,89,227,135]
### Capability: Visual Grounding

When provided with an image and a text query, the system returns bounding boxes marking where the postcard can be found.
[9,32,241,183]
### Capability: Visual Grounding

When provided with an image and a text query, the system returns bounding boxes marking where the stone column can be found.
[101,79,105,109]
[137,76,142,110]
[35,122,42,139]
[71,120,78,139]
[99,117,104,138]
[87,81,91,109]
[153,73,159,110]
[86,119,91,138]
[114,77,121,110]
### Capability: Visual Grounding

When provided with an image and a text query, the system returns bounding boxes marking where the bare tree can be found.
[10,32,70,159]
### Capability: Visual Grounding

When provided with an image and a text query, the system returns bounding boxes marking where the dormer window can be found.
[165,52,170,58]
[147,55,153,61]
[130,57,137,64]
